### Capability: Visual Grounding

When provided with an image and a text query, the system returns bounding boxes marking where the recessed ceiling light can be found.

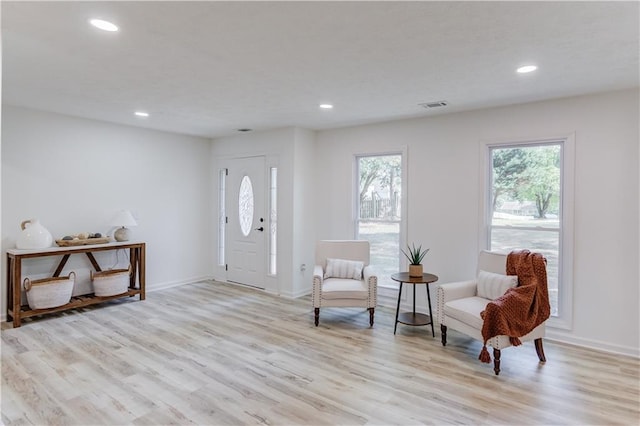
[319,104,333,109]
[90,19,119,32]
[134,111,149,118]
[517,65,538,74]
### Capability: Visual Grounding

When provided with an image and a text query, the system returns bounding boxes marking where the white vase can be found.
[16,219,53,249]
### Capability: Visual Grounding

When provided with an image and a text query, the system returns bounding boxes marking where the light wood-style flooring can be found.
[2,281,639,425]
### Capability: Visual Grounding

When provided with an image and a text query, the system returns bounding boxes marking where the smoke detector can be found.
[419,101,448,109]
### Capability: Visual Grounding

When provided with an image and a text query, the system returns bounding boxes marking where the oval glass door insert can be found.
[238,175,254,236]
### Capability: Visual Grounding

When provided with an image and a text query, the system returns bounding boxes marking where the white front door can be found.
[226,156,266,288]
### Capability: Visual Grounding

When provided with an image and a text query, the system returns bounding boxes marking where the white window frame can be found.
[353,148,408,290]
[479,135,575,330]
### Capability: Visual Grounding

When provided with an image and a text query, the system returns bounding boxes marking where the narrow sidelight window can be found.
[269,167,278,275]
[218,168,227,266]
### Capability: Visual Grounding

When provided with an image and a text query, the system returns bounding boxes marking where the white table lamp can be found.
[111,210,137,242]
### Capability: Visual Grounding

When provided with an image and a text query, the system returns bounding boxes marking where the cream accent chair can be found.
[436,250,546,375]
[312,240,378,327]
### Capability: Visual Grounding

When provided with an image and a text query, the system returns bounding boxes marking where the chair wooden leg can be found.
[369,308,375,326]
[314,308,319,326]
[534,338,546,362]
[441,324,447,346]
[493,348,501,375]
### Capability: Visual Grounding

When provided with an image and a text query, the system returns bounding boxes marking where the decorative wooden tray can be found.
[55,237,111,247]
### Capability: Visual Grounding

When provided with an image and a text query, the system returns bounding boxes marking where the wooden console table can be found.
[6,241,145,328]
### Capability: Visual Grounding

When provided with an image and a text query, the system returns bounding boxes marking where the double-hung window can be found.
[482,136,574,328]
[355,153,405,288]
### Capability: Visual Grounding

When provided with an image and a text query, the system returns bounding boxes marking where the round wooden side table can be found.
[391,272,439,337]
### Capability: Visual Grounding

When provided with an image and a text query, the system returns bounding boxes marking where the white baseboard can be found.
[546,329,639,358]
[280,287,312,299]
[146,276,213,293]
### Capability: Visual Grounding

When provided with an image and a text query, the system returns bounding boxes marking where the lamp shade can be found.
[110,210,138,227]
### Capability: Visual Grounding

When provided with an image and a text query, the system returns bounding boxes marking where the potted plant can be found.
[402,243,430,277]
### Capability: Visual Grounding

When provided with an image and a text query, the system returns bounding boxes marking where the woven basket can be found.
[23,271,75,310]
[91,267,131,297]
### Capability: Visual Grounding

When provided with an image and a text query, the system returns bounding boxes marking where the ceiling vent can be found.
[237,128,253,132]
[419,101,448,109]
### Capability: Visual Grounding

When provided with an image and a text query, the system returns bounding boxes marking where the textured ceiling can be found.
[2,1,638,138]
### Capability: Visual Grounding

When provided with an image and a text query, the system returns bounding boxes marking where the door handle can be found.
[254,227,264,232]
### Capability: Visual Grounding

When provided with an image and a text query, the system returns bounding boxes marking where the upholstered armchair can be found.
[312,240,377,326]
[437,250,548,375]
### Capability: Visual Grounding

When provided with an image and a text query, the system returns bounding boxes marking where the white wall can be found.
[1,106,213,319]
[291,128,317,296]
[315,89,639,357]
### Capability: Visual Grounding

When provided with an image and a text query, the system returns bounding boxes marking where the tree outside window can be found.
[490,144,562,316]
[356,154,402,287]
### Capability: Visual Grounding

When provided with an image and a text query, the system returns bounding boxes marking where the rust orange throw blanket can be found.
[478,250,551,363]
